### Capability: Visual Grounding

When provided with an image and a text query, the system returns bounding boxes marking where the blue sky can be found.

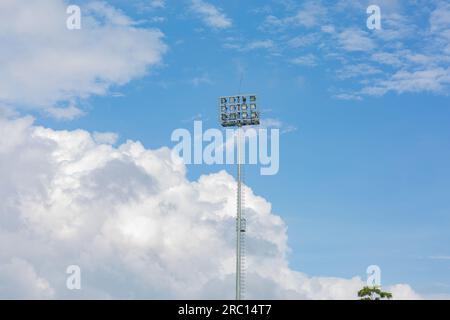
[2,0,450,298]
[41,0,450,296]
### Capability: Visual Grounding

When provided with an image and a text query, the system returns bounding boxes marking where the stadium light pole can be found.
[219,94,260,300]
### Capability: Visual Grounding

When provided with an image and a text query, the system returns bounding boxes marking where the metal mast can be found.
[219,94,260,301]
[236,125,243,300]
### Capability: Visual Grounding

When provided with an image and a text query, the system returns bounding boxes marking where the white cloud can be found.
[430,1,450,32]
[93,132,119,145]
[262,15,285,29]
[288,2,327,28]
[333,93,363,101]
[371,52,403,67]
[246,40,274,50]
[287,34,318,48]
[150,16,166,23]
[190,74,213,87]
[338,29,375,52]
[190,0,232,29]
[224,39,275,53]
[361,67,450,96]
[0,258,55,299]
[388,284,422,300]
[336,63,382,80]
[0,0,167,115]
[0,115,422,299]
[321,25,335,34]
[261,2,326,30]
[133,0,166,13]
[45,105,85,121]
[260,118,297,134]
[149,0,166,9]
[258,1,450,98]
[291,54,318,67]
[86,1,135,26]
[375,12,416,41]
[335,4,450,96]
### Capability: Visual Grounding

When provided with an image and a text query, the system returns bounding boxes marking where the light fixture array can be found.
[219,94,260,127]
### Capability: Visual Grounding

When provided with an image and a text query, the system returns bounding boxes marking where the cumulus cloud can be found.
[0,258,55,299]
[45,105,86,121]
[190,0,232,29]
[0,114,420,299]
[0,0,167,117]
[92,132,119,145]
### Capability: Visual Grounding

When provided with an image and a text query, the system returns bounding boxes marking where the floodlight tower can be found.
[219,94,260,300]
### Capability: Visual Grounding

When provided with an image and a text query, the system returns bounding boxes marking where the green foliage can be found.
[358,286,393,300]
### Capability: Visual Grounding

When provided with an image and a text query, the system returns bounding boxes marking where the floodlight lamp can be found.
[218,94,259,128]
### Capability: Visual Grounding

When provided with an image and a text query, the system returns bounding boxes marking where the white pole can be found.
[236,126,242,300]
